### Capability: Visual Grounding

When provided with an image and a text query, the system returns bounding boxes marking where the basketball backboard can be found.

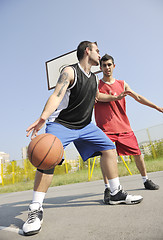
[45,50,101,90]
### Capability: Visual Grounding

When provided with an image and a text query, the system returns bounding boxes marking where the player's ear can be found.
[85,47,90,55]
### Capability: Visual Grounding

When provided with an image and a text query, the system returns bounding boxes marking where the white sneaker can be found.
[109,186,143,205]
[22,202,43,236]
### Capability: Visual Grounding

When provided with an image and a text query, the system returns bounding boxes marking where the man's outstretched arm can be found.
[124,82,163,113]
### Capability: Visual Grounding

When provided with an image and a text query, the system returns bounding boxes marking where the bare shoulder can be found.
[124,81,132,91]
[59,66,74,84]
[62,66,74,76]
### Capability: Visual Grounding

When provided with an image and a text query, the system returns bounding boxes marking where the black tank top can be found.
[54,63,98,129]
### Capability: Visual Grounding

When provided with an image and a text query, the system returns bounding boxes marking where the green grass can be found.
[0,157,163,194]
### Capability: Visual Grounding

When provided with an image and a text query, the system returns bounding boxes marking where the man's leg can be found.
[34,170,53,192]
[22,122,77,235]
[134,154,146,176]
[134,155,159,190]
[22,170,54,236]
[100,149,118,180]
[100,149,119,204]
[100,149,143,205]
[108,131,159,190]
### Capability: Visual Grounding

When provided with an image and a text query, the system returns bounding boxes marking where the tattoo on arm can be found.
[57,72,69,97]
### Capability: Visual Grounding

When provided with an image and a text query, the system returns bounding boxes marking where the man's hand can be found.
[156,106,163,113]
[26,118,46,139]
[96,90,128,102]
[116,91,128,100]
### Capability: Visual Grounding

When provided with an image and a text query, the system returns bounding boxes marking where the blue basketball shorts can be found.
[45,122,115,162]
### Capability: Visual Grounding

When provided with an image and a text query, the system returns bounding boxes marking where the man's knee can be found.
[101,148,116,156]
[36,159,64,175]
[37,168,55,174]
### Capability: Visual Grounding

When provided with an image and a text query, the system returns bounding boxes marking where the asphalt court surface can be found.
[0,171,163,240]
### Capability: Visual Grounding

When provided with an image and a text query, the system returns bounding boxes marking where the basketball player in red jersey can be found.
[95,54,163,204]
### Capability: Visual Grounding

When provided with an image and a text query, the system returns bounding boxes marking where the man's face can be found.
[100,59,115,77]
[88,43,101,66]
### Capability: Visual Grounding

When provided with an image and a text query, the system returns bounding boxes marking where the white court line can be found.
[0,226,24,235]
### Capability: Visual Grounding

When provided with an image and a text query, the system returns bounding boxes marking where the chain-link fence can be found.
[135,124,163,160]
[0,123,163,186]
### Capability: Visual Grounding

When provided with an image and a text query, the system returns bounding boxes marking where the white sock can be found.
[32,191,46,206]
[109,177,120,195]
[105,183,110,189]
[142,176,148,183]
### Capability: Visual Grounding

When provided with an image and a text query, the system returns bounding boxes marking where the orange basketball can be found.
[27,133,64,170]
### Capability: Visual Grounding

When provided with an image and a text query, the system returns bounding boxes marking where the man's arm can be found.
[124,82,163,113]
[96,90,127,102]
[96,81,163,113]
[26,67,74,139]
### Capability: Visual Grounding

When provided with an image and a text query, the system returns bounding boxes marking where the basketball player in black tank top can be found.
[23,41,143,236]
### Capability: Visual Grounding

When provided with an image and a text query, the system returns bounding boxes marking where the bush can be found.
[154,140,163,158]
[54,163,71,175]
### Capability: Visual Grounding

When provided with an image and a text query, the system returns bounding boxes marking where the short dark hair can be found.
[100,54,114,66]
[77,41,97,61]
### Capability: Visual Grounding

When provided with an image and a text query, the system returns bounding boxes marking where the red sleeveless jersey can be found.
[95,79,132,134]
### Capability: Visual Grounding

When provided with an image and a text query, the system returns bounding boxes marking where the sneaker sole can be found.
[109,197,143,205]
[23,227,41,236]
[145,187,159,190]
